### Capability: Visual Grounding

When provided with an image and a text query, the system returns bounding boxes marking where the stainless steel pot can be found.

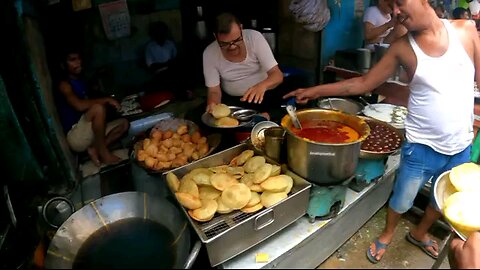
[281,109,370,185]
[45,192,200,269]
[317,98,364,115]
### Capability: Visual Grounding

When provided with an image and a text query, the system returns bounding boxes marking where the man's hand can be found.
[106,97,121,110]
[206,102,218,113]
[241,84,267,104]
[283,88,317,104]
[449,232,480,269]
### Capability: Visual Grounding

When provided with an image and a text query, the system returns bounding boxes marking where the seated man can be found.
[203,12,284,119]
[145,21,192,100]
[56,49,129,166]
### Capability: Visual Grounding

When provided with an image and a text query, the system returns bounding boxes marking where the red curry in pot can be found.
[291,120,360,144]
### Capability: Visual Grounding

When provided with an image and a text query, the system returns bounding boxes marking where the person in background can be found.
[452,7,470,20]
[449,232,480,269]
[363,0,403,49]
[145,21,192,100]
[56,49,129,166]
[434,5,448,19]
[203,12,284,120]
[285,0,479,263]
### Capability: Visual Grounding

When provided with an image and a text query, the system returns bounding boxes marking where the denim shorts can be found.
[389,141,471,214]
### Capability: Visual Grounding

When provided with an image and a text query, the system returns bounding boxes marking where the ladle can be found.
[359,96,381,113]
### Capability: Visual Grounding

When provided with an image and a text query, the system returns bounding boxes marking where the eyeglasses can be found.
[217,34,243,48]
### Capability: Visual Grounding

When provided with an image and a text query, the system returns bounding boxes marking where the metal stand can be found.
[431,232,454,269]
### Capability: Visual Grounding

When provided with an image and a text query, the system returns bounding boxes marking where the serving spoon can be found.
[286,98,302,129]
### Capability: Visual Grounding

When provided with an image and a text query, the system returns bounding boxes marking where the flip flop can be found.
[405,232,439,259]
[366,238,389,264]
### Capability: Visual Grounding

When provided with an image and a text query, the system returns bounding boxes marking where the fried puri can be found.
[253,163,273,184]
[221,183,251,210]
[210,173,238,191]
[211,103,231,119]
[215,117,239,127]
[176,192,202,210]
[260,192,288,208]
[178,178,199,197]
[199,186,222,200]
[260,175,291,192]
[166,172,180,192]
[244,156,266,173]
[189,199,218,222]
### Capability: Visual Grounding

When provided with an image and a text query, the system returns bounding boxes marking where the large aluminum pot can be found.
[281,109,370,185]
[45,192,200,269]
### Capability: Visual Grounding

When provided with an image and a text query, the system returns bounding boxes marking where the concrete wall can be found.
[320,0,370,71]
[82,1,182,96]
[277,0,320,86]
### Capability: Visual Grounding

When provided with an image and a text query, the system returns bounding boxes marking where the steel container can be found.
[281,109,370,185]
[317,98,364,115]
[164,144,311,266]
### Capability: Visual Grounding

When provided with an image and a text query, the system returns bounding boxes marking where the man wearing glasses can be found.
[203,12,284,119]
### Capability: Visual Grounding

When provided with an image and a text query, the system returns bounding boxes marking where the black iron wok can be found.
[44,192,200,269]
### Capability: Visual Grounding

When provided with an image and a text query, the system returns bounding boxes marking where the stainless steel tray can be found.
[164,144,311,266]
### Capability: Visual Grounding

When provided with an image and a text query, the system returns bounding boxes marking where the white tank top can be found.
[406,19,474,155]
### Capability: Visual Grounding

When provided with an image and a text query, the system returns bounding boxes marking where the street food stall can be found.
[42,97,409,269]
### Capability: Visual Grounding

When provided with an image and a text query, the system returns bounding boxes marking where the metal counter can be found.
[220,153,400,269]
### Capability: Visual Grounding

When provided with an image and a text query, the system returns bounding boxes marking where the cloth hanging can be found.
[289,0,331,32]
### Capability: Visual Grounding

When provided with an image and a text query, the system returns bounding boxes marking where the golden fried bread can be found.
[166,172,180,192]
[216,197,234,214]
[221,183,252,210]
[199,186,222,200]
[176,192,202,210]
[241,203,263,214]
[253,163,273,184]
[260,175,291,192]
[211,103,231,119]
[449,162,480,192]
[244,156,266,173]
[210,173,238,191]
[190,199,218,221]
[215,117,239,127]
[178,178,199,197]
[260,192,288,208]
[443,191,480,234]
[246,192,261,207]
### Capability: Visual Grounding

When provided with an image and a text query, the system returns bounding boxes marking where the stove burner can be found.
[307,185,347,223]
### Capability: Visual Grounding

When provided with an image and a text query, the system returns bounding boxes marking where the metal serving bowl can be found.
[317,98,365,115]
[433,170,468,241]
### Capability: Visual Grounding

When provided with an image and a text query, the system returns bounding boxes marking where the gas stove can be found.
[305,158,387,222]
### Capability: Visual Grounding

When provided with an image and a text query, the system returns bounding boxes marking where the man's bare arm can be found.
[284,40,402,103]
[206,85,222,112]
[364,21,395,44]
[59,81,118,112]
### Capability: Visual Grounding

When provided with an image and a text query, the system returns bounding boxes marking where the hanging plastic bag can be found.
[289,0,331,32]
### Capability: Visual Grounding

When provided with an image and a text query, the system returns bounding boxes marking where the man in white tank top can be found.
[284,0,480,263]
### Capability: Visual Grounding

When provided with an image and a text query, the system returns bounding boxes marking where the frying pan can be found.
[45,192,201,269]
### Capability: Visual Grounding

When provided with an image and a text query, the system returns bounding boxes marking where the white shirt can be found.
[406,20,474,155]
[363,6,392,49]
[145,40,177,67]
[203,29,278,96]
